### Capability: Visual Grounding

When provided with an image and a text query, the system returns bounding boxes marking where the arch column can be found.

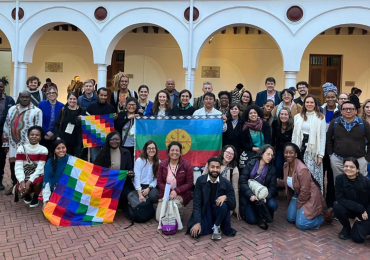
[284,71,298,89]
[185,68,195,104]
[15,62,29,98]
[97,64,108,89]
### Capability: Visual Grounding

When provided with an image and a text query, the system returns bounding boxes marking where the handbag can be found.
[254,200,273,230]
[21,144,38,181]
[126,190,154,223]
[248,179,268,201]
[159,200,183,235]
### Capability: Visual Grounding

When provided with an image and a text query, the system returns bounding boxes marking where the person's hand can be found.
[264,198,267,203]
[78,115,82,121]
[25,181,31,193]
[19,181,26,193]
[138,108,144,114]
[114,113,118,120]
[170,190,177,200]
[252,147,260,152]
[222,115,227,123]
[362,211,368,220]
[190,223,201,238]
[235,211,241,220]
[128,113,140,119]
[317,156,323,166]
[141,188,150,197]
[4,147,9,153]
[139,194,146,203]
[57,137,61,140]
[47,131,54,138]
[127,171,134,178]
[44,135,50,140]
[216,195,227,206]
[250,195,257,202]
[355,217,361,222]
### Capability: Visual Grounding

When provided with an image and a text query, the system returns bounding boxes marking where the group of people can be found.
[0,73,369,243]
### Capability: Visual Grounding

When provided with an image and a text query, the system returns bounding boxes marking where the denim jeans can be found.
[287,193,324,230]
[245,198,278,225]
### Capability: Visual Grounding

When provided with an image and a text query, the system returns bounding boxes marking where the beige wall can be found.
[0,31,12,95]
[2,29,370,103]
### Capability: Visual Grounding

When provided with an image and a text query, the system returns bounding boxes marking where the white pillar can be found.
[97,64,108,89]
[15,62,28,98]
[284,71,298,89]
[185,68,195,104]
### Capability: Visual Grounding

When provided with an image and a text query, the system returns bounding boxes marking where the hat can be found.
[322,82,338,97]
[46,78,51,83]
[236,83,244,90]
[289,86,297,91]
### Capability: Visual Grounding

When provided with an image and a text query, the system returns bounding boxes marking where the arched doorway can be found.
[0,30,12,96]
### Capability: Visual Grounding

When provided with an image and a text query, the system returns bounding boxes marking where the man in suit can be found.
[255,77,280,107]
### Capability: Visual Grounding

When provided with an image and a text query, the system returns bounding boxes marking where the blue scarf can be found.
[250,159,269,184]
[42,155,69,192]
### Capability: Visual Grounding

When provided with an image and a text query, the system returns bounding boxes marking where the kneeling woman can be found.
[281,143,331,230]
[156,141,193,220]
[334,157,370,243]
[42,139,69,209]
[239,144,278,225]
[15,126,48,207]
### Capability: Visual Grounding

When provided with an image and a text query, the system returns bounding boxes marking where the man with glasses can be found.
[193,82,220,110]
[326,101,370,180]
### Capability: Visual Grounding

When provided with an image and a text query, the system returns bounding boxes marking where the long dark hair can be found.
[140,140,159,178]
[277,107,293,131]
[283,142,321,189]
[254,144,275,165]
[343,157,360,174]
[94,131,121,168]
[50,139,67,176]
[240,90,253,107]
[217,145,238,168]
[152,90,171,113]
[226,103,240,121]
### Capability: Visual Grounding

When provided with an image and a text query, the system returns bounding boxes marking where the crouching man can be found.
[187,157,236,240]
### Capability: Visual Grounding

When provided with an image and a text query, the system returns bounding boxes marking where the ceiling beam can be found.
[233,27,238,34]
[132,28,137,33]
[335,27,341,35]
[71,25,78,32]
[221,30,226,34]
[152,26,159,34]
[143,26,149,33]
[245,27,249,34]
[363,29,368,35]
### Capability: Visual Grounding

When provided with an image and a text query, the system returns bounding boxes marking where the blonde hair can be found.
[362,99,370,120]
[113,72,129,91]
[83,79,94,86]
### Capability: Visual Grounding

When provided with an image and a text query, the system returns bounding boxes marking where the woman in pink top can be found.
[156,141,193,221]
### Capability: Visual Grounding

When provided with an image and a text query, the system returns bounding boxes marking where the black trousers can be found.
[10,162,17,186]
[323,153,335,207]
[0,146,6,184]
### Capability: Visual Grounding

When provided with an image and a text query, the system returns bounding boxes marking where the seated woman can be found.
[134,140,160,203]
[280,142,332,231]
[239,144,278,225]
[334,157,370,243]
[94,131,134,211]
[169,89,195,116]
[203,145,240,219]
[156,141,193,221]
[42,139,69,209]
[15,126,48,208]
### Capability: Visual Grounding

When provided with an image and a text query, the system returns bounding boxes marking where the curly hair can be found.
[242,104,264,123]
[26,76,41,87]
[216,145,238,168]
[94,131,121,168]
[50,139,66,176]
[0,76,9,86]
[112,72,129,91]
[139,140,160,178]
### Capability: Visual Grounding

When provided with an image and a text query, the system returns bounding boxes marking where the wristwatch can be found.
[149,185,153,190]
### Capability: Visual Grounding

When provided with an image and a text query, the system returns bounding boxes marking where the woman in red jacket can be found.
[156,141,194,221]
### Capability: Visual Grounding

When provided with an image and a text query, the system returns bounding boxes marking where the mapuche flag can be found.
[43,156,127,226]
[135,115,223,168]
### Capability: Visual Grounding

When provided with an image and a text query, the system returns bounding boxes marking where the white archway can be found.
[192,7,295,71]
[18,7,101,63]
[293,7,370,71]
[101,8,188,67]
[0,13,15,52]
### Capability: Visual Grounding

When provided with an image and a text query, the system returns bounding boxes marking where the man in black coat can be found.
[187,157,236,240]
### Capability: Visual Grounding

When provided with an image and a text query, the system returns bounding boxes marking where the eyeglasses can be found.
[344,165,356,169]
[297,87,307,90]
[341,107,356,111]
[109,138,121,142]
[282,93,292,97]
[47,92,57,95]
[220,97,229,100]
[127,104,136,107]
[147,147,156,151]
[224,151,234,156]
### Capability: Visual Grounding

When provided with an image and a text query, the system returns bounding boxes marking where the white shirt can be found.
[207,175,220,183]
[193,107,222,116]
[287,176,294,190]
[134,157,158,190]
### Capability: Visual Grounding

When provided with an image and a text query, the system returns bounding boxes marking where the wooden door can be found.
[308,55,342,104]
[106,50,125,102]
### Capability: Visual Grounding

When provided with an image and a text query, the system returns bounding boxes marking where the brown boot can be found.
[323,207,334,223]
[4,186,14,196]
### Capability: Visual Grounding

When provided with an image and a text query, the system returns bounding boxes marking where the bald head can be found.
[165,78,176,94]
[19,91,31,107]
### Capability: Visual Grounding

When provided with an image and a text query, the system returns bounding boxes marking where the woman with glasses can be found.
[94,131,135,212]
[218,91,231,116]
[38,86,64,152]
[115,97,140,162]
[279,143,333,230]
[169,89,195,116]
[203,145,240,219]
[239,144,278,225]
[333,157,370,243]
[238,91,253,116]
[271,89,301,118]
[292,94,326,193]
[134,140,160,203]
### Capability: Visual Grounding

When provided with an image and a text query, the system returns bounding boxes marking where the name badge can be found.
[65,123,75,134]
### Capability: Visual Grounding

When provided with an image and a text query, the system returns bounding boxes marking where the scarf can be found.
[293,111,322,156]
[276,101,296,117]
[243,117,264,131]
[42,155,69,192]
[177,103,192,110]
[220,166,232,179]
[250,159,269,184]
[26,88,43,103]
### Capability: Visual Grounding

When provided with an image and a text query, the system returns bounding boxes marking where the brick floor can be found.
[0,161,369,260]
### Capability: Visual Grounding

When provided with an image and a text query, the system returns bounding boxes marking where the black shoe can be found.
[0,183,4,191]
[24,194,32,204]
[29,195,39,208]
[338,228,350,240]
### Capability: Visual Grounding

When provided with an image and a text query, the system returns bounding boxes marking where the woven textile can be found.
[81,114,115,148]
[43,156,127,226]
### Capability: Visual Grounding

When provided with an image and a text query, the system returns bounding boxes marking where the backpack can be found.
[126,191,154,223]
[332,117,367,144]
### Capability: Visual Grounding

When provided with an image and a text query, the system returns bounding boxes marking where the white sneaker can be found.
[211,225,222,240]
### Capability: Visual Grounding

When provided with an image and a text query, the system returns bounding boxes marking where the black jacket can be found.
[187,174,235,229]
[223,119,242,154]
[86,102,115,116]
[335,174,370,216]
[0,95,15,134]
[241,121,271,152]
[239,159,277,217]
[168,104,195,116]
[271,120,293,151]
[115,111,132,134]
